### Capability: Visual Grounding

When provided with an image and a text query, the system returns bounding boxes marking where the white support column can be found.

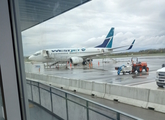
[0,0,29,119]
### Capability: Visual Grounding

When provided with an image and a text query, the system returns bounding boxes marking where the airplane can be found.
[28,27,135,66]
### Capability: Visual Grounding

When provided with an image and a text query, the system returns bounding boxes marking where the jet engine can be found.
[70,57,83,65]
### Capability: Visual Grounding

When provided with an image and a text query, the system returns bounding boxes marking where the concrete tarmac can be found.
[28,56,165,120]
[43,56,165,88]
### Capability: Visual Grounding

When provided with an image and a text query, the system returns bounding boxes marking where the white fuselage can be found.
[28,28,135,64]
[29,47,112,63]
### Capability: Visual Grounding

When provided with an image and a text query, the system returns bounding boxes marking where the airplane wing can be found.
[107,39,135,52]
[76,40,135,59]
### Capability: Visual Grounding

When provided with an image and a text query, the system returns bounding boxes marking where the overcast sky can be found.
[22,0,165,56]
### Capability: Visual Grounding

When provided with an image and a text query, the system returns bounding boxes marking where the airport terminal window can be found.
[3,0,164,120]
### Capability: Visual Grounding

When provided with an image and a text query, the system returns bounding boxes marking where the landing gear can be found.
[82,59,93,66]
[82,61,87,65]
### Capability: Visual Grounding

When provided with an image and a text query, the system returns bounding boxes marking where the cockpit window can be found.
[33,52,41,56]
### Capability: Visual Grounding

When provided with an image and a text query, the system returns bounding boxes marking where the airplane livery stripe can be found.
[96,38,110,47]
[106,38,113,48]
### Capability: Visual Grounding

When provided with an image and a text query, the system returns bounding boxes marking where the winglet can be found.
[127,40,135,50]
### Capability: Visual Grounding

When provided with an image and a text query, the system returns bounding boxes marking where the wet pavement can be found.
[42,56,165,86]
[28,56,165,120]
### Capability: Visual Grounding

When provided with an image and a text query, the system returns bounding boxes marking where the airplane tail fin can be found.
[95,27,114,48]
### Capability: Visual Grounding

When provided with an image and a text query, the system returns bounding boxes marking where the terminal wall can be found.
[92,82,106,98]
[26,84,32,100]
[52,93,67,119]
[32,85,40,104]
[147,89,165,113]
[104,84,149,108]
[26,72,165,113]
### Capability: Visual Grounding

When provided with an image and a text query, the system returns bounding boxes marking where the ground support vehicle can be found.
[115,58,149,75]
[156,64,165,87]
[115,64,132,75]
[131,58,149,73]
[132,62,149,73]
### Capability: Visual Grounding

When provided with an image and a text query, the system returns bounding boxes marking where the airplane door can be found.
[42,50,49,58]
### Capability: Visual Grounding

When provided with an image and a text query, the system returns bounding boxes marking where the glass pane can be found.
[17,0,165,120]
[0,67,5,120]
[18,0,91,120]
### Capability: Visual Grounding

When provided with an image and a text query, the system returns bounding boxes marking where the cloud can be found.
[22,0,165,56]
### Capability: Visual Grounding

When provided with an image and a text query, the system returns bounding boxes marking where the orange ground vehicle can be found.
[131,58,149,73]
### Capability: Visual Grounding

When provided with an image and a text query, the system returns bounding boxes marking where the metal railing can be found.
[26,79,142,120]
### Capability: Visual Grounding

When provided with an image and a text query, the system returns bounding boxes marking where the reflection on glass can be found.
[0,68,5,120]
[18,0,165,120]
[18,0,91,120]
